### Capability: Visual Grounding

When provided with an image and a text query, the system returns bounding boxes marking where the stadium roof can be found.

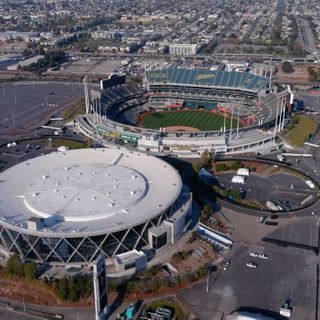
[0,148,182,236]
[145,68,270,93]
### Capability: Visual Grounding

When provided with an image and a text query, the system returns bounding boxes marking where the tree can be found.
[230,160,242,170]
[24,263,37,281]
[281,61,294,73]
[6,255,23,277]
[58,278,69,300]
[67,280,78,302]
[201,203,213,222]
[199,149,212,169]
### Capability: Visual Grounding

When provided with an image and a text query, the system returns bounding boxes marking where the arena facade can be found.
[0,148,192,270]
[77,68,290,157]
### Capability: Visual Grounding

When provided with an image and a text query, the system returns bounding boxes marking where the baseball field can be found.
[139,110,241,131]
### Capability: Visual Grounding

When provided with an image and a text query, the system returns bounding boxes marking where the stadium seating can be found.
[100,84,147,125]
[145,68,270,93]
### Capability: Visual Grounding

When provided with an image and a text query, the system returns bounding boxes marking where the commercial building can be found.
[91,30,121,40]
[168,44,200,55]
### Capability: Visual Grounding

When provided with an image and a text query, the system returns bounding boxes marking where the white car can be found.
[259,253,269,260]
[249,252,258,257]
[246,262,257,268]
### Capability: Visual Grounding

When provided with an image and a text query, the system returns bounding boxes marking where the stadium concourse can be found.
[77,68,290,157]
[0,148,192,274]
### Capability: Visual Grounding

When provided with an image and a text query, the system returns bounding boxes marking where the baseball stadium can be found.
[0,148,192,270]
[77,68,289,157]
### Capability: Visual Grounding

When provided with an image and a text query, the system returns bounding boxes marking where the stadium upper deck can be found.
[145,68,270,94]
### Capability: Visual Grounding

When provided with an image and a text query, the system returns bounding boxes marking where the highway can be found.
[297,17,319,55]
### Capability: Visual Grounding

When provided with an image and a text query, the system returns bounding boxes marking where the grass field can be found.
[283,114,318,146]
[140,110,241,131]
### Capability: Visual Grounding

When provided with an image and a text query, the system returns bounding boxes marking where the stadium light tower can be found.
[223,107,227,137]
[83,75,90,114]
[236,107,240,139]
[229,104,234,140]
[274,97,280,136]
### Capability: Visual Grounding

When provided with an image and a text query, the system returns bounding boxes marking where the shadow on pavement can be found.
[106,281,128,319]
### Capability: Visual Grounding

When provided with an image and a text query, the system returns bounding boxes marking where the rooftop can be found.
[0,148,182,236]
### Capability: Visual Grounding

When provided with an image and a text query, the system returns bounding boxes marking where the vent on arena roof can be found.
[61,195,66,199]
[55,189,59,192]
[108,203,115,208]
[56,182,60,186]
[92,196,97,200]
[75,198,80,202]
[130,191,136,195]
[131,175,137,179]
[64,167,70,171]
[42,175,48,180]
[113,178,117,182]
[157,204,162,208]
[78,172,83,176]
[92,172,97,175]
[114,185,118,189]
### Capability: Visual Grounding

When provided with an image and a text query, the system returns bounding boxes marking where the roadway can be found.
[297,17,319,55]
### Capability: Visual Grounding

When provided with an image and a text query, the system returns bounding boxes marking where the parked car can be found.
[246,262,258,268]
[249,252,259,257]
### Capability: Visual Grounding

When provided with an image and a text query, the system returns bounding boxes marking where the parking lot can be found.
[0,139,52,173]
[181,205,319,320]
[182,243,317,320]
[0,81,84,135]
[216,171,315,211]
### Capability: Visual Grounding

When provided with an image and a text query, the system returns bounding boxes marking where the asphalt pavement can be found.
[0,82,84,135]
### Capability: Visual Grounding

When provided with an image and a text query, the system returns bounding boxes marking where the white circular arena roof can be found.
[0,148,182,236]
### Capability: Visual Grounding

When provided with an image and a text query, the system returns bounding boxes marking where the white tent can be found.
[231,175,245,184]
[237,168,249,176]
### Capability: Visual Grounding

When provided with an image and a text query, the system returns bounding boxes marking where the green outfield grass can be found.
[140,110,241,131]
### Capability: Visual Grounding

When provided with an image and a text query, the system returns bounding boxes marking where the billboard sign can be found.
[100,75,126,90]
